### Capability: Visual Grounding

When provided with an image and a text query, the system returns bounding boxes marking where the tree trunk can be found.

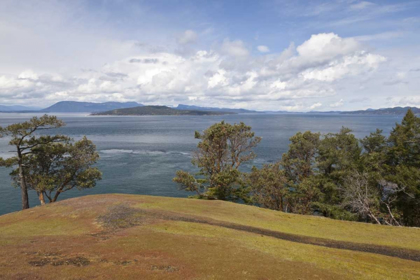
[38,192,46,205]
[18,149,29,210]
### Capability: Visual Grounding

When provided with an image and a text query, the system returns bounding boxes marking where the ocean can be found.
[0,113,403,215]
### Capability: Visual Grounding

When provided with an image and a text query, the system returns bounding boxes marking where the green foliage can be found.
[0,115,67,209]
[384,109,420,226]
[0,115,101,208]
[281,131,320,184]
[174,121,261,201]
[247,111,420,226]
[20,136,102,203]
[248,163,288,210]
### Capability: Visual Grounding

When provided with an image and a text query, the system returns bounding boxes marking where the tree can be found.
[281,131,320,185]
[314,127,362,219]
[0,115,66,209]
[385,109,420,226]
[174,121,261,200]
[340,171,404,226]
[360,129,387,154]
[340,172,381,224]
[17,136,102,204]
[387,109,420,167]
[287,176,323,215]
[248,163,288,211]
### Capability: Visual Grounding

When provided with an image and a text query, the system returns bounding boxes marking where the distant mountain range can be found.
[0,101,419,115]
[340,107,420,115]
[92,106,235,116]
[41,101,142,112]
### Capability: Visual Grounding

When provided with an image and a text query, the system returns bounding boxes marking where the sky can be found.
[0,0,419,111]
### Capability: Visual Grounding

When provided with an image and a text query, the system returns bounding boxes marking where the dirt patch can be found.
[151,265,179,272]
[50,256,90,267]
[97,204,146,230]
[28,259,51,267]
[27,252,90,267]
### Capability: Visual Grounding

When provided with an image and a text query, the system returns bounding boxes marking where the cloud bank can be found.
[0,32,387,111]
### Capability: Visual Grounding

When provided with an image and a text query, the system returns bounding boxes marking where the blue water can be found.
[0,113,403,215]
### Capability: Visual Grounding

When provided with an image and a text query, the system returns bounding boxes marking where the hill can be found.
[0,194,419,279]
[342,107,420,115]
[42,101,142,113]
[93,105,235,116]
[176,104,258,114]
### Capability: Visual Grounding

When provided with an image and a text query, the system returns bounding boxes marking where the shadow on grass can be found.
[97,204,420,262]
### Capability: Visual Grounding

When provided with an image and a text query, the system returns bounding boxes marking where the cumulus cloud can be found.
[257,45,270,53]
[297,33,361,62]
[0,33,387,111]
[177,30,198,45]
[220,39,249,57]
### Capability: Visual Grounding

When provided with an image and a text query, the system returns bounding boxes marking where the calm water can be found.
[0,113,403,215]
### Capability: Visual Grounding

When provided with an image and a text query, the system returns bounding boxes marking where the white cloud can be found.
[0,33,388,111]
[220,39,249,57]
[177,30,198,45]
[257,45,270,53]
[297,33,360,62]
[330,99,344,108]
[302,52,386,82]
[387,96,420,107]
[310,103,322,109]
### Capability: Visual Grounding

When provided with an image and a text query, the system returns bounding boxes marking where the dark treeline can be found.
[174,110,420,227]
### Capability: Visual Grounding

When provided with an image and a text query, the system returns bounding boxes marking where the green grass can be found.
[0,194,419,280]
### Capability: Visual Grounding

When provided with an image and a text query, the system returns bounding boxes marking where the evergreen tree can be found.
[174,121,261,200]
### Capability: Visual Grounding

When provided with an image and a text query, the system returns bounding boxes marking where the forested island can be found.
[92,105,235,116]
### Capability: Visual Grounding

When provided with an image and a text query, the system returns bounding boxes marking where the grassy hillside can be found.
[0,194,419,279]
[92,105,235,116]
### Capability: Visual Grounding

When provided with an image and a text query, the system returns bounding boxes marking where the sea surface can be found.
[0,113,403,215]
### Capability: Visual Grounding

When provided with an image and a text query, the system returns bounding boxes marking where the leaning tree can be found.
[0,115,102,210]
[0,115,66,209]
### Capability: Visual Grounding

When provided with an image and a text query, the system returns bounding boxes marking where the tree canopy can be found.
[174,121,261,200]
[0,115,102,209]
[176,110,420,227]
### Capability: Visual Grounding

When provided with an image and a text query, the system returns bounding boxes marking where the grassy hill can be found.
[92,105,235,116]
[0,194,419,279]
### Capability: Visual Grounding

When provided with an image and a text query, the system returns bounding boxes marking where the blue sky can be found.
[0,0,419,111]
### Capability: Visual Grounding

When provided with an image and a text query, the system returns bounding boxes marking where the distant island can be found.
[41,101,143,113]
[92,105,235,116]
